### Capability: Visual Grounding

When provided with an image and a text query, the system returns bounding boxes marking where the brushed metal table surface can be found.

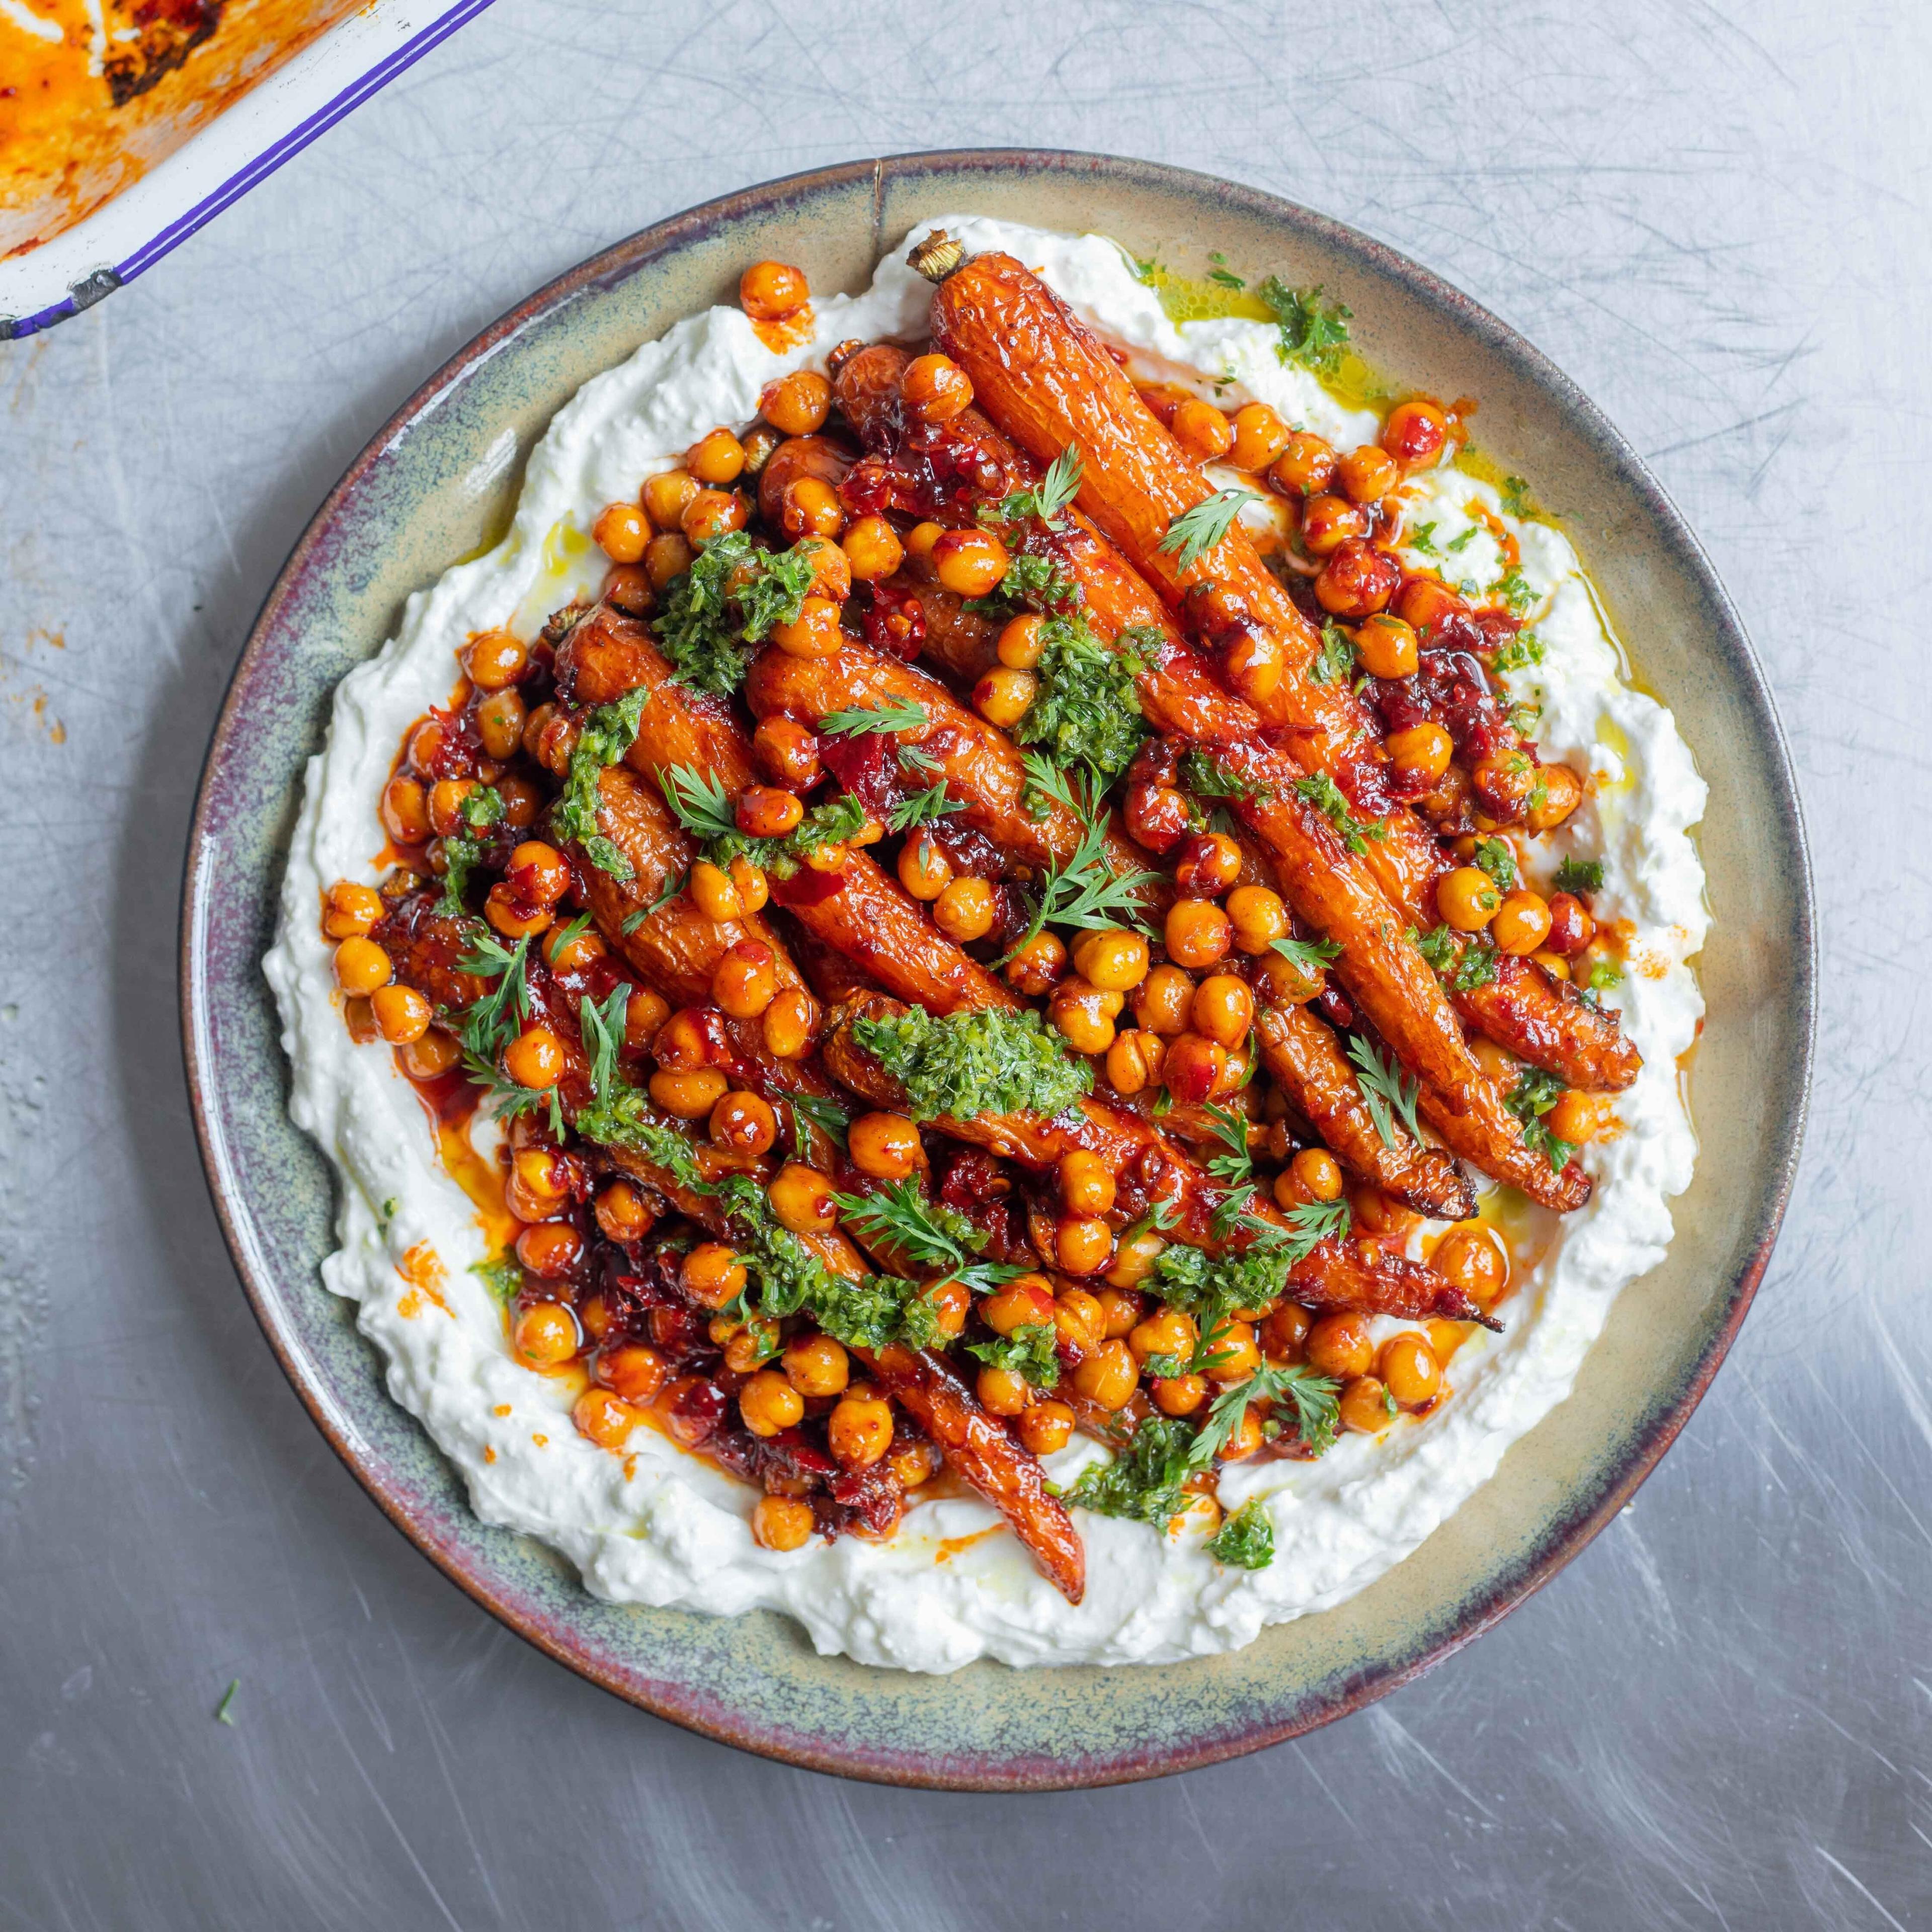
[1,3,1923,1925]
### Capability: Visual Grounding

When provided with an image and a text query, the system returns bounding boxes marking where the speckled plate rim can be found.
[181,149,1814,1791]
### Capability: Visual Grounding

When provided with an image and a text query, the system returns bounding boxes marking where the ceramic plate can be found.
[181,151,1812,1790]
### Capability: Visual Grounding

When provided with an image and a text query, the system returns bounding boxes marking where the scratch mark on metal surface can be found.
[1814,1847,1908,1932]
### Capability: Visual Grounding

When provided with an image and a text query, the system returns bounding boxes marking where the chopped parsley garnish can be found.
[1310,620,1358,684]
[1146,1215,1339,1333]
[1194,1364,1341,1462]
[1408,523,1440,557]
[1181,746,1269,804]
[470,1253,522,1306]
[819,697,929,737]
[437,784,505,914]
[887,783,964,833]
[1493,567,1537,616]
[1209,1497,1275,1569]
[1062,1416,1196,1528]
[1346,1035,1421,1150]
[851,1005,1092,1124]
[1555,857,1604,896]
[1294,771,1387,854]
[1505,1064,1576,1170]
[1014,614,1147,781]
[215,1679,240,1726]
[551,687,650,879]
[1585,953,1623,993]
[1492,628,1545,673]
[1472,836,1517,891]
[964,551,1081,618]
[1206,252,1245,290]
[980,444,1084,532]
[830,1178,1020,1293]
[1256,278,1351,375]
[1159,490,1259,573]
[1412,923,1499,992]
[653,529,817,696]
[1445,525,1479,553]
[1501,475,1534,518]
[968,1322,1061,1390]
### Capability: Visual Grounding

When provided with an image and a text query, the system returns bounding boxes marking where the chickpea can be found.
[761,987,820,1060]
[974,666,1038,729]
[977,1366,1029,1417]
[730,856,771,913]
[323,880,385,940]
[593,500,649,564]
[737,1370,802,1439]
[1224,885,1287,955]
[1125,782,1191,854]
[676,428,745,490]
[1533,949,1572,982]
[1151,1372,1208,1417]
[896,834,953,903]
[1128,1305,1196,1365]
[1171,398,1236,464]
[1547,1089,1613,1147]
[688,860,743,923]
[1050,1149,1112,1219]
[733,783,803,840]
[1395,576,1465,637]
[513,1300,579,1367]
[398,1027,460,1080]
[1161,1030,1226,1104]
[1339,1375,1396,1435]
[739,260,809,322]
[770,1161,837,1235]
[1134,963,1196,1035]
[1190,974,1254,1048]
[470,687,524,763]
[1072,929,1150,994]
[793,533,851,603]
[1388,722,1455,789]
[334,936,393,996]
[751,1493,816,1552]
[496,1030,565,1099]
[380,775,431,846]
[770,596,843,659]
[366,983,429,1046]
[702,943,773,1023]
[1017,1401,1075,1456]
[849,1111,921,1181]
[779,475,844,541]
[1050,978,1120,1057]
[931,529,1009,599]
[640,469,697,530]
[678,1242,745,1312]
[1307,1313,1375,1381]
[1104,1028,1164,1097]
[1096,1287,1145,1338]
[1057,1217,1114,1276]
[1054,1286,1107,1353]
[1229,401,1292,473]
[466,629,528,691]
[622,987,670,1053]
[1165,898,1232,970]
[1281,1148,1345,1209]
[543,921,605,974]
[890,1440,943,1491]
[643,530,695,591]
[1072,1339,1138,1410]
[649,1066,729,1119]
[782,1332,850,1400]
[1004,929,1068,998]
[748,718,819,793]
[593,1181,653,1246]
[1544,892,1595,957]
[1174,831,1242,898]
[516,1220,583,1279]
[1269,431,1337,500]
[932,876,995,943]
[1316,538,1401,619]
[988,612,1044,671]
[1333,444,1397,504]
[982,1279,1055,1336]
[424,777,475,841]
[1105,1230,1167,1291]
[1382,398,1451,472]
[496,772,542,829]
[842,515,905,582]
[924,1277,970,1339]
[710,1089,778,1158]
[1352,1186,1420,1240]
[573,1386,641,1451]
[901,352,975,423]
[1298,493,1370,557]
[484,881,550,942]
[903,520,943,564]
[759,369,833,436]
[1204,1321,1261,1384]
[507,1145,570,1221]
[1427,1229,1503,1314]
[1492,889,1553,956]
[1380,1333,1443,1409]
[595,1342,667,1405]
[1525,764,1584,832]
[1437,865,1501,933]
[1352,612,1419,681]
[1218,1405,1266,1462]
[1262,1302,1312,1362]
[683,489,749,545]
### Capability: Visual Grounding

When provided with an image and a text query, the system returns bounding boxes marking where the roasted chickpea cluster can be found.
[320,249,1640,1581]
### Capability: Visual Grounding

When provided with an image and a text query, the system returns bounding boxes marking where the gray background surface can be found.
[2,2,1925,1925]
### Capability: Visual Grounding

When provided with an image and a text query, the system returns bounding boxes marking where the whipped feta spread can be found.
[264,218,1708,1672]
